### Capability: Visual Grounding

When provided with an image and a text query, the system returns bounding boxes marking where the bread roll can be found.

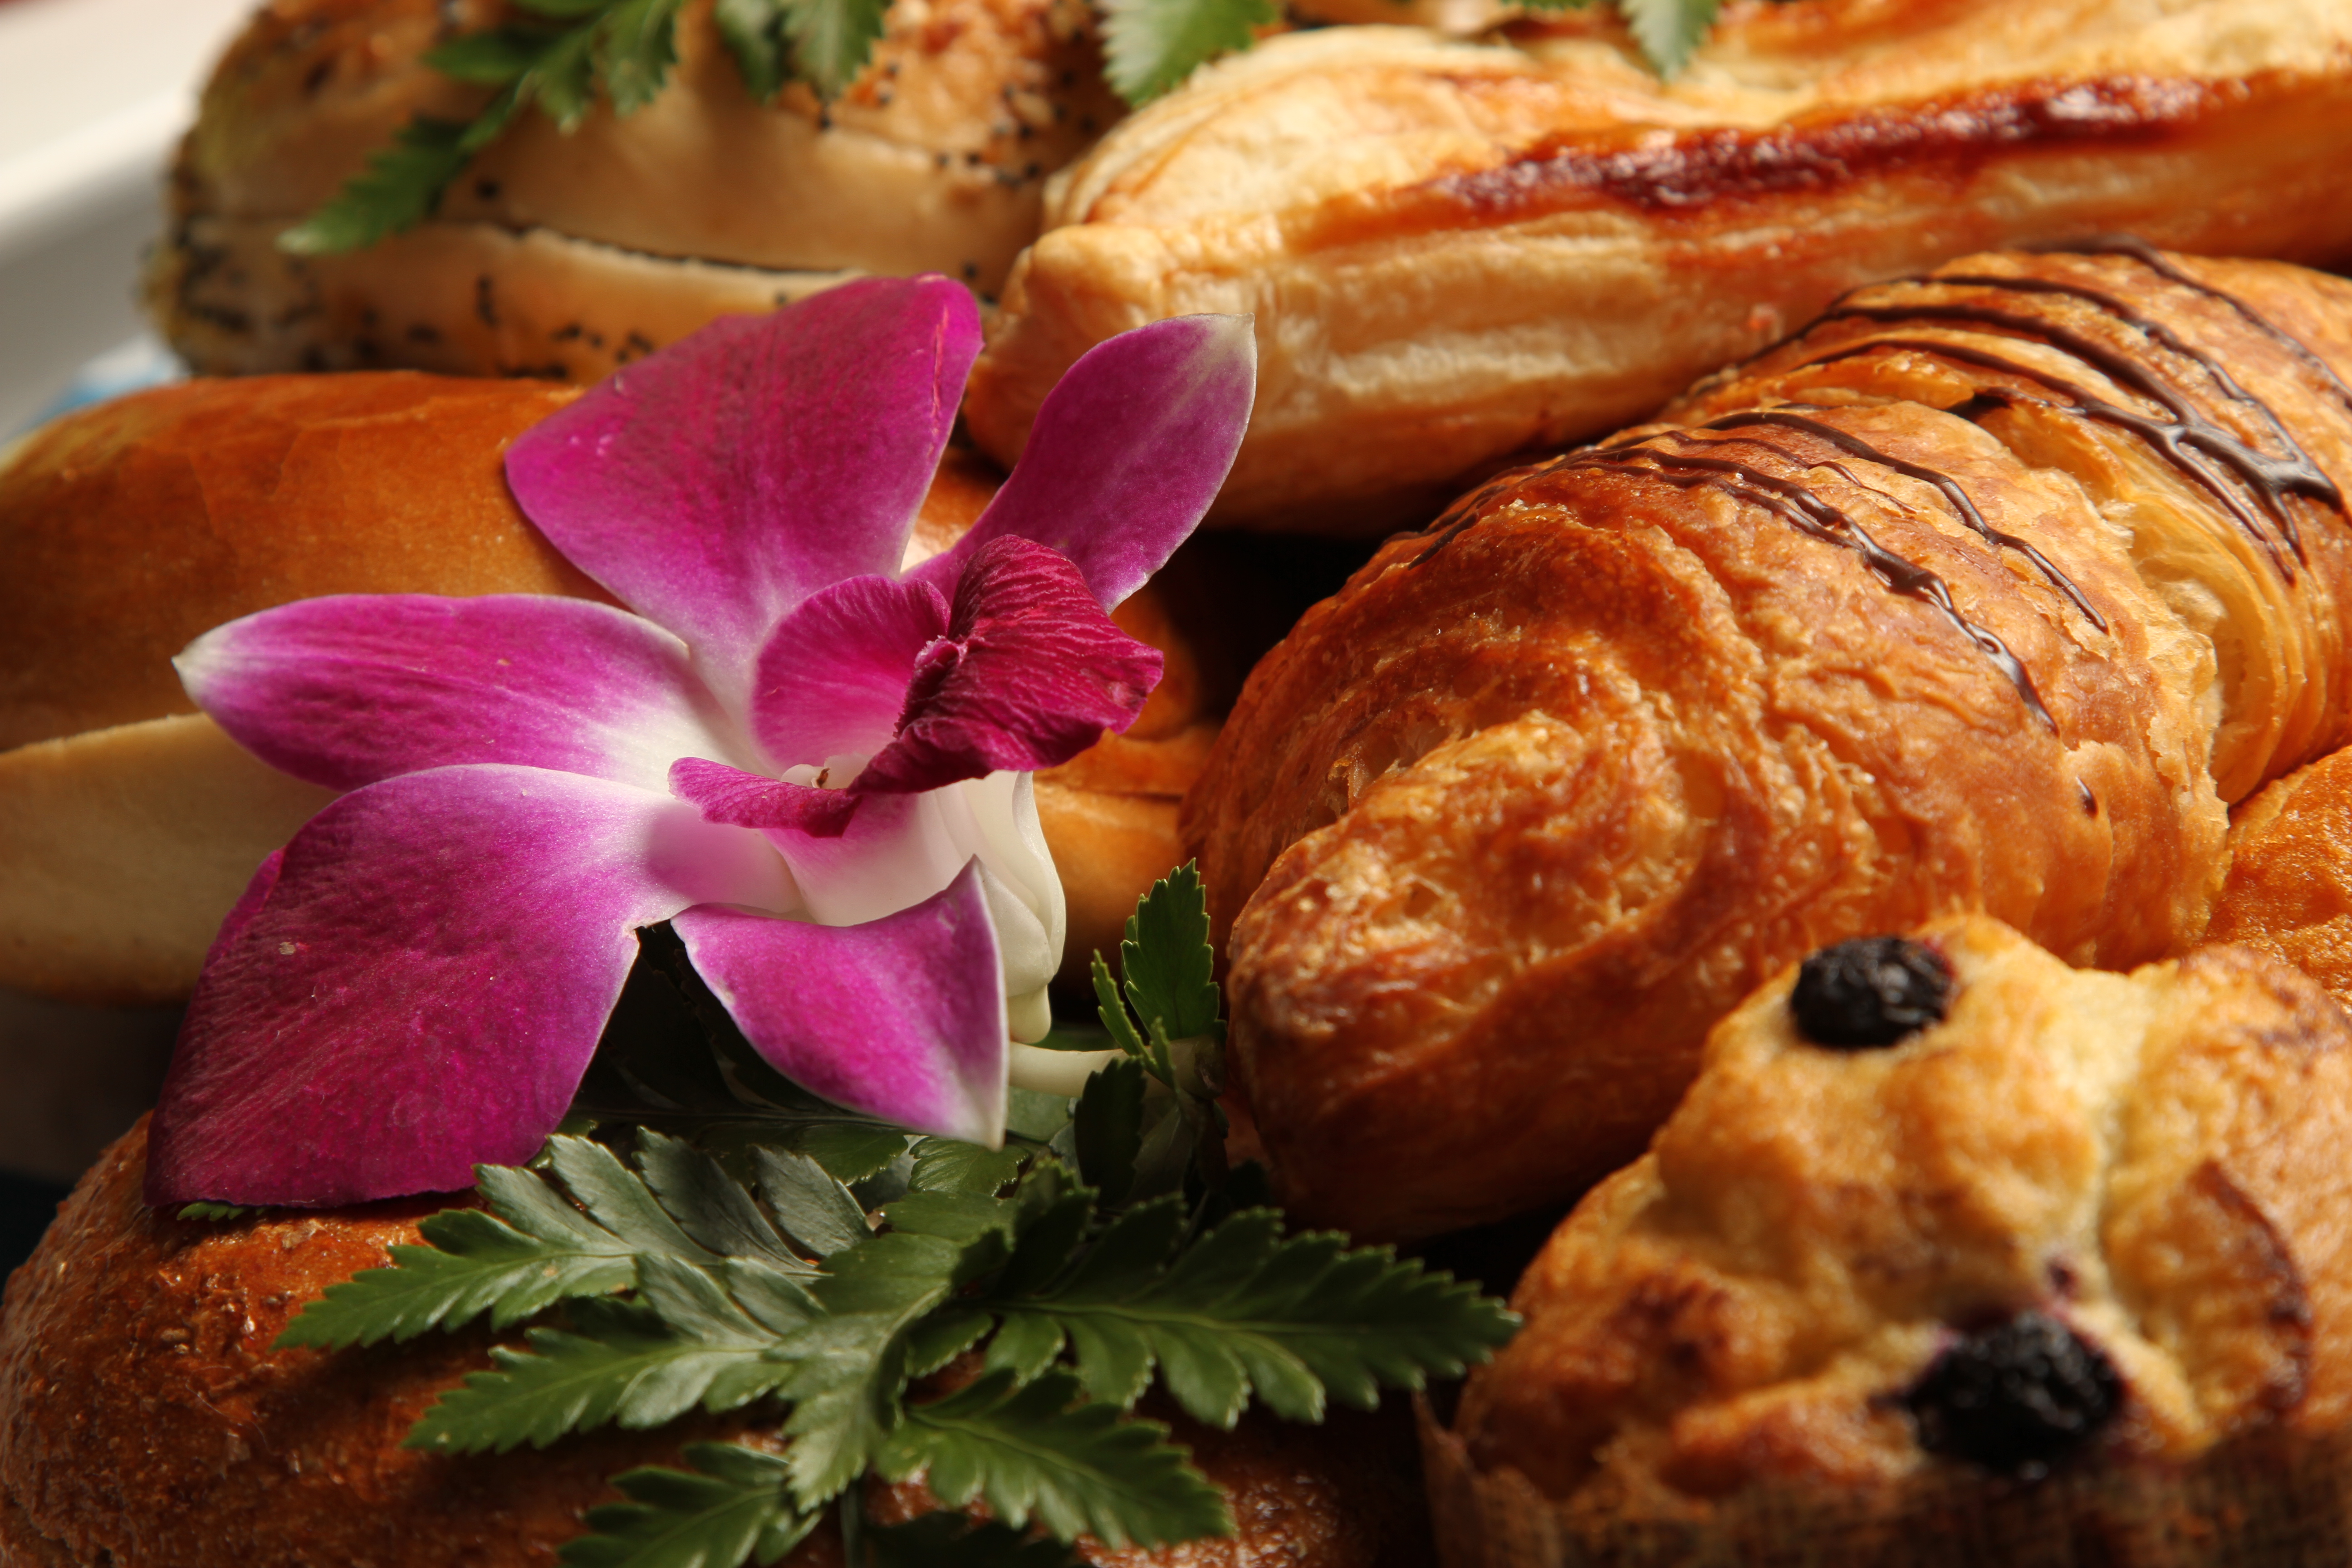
[1444,917,2352,1562]
[968,0,2352,533]
[0,1119,1431,1567]
[1184,245,2352,1241]
[0,374,1218,1003]
[151,0,1125,379]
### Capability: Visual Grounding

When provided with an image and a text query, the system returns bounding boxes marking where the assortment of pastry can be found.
[970,0,2352,531]
[18,0,2352,1563]
[1188,242,2352,1240]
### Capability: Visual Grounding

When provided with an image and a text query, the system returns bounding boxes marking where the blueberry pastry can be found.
[1439,916,2352,1561]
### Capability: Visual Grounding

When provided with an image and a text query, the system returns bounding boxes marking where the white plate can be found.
[0,0,254,435]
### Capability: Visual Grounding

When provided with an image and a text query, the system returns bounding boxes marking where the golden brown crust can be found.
[0,1122,1430,1567]
[1185,247,2352,1241]
[1454,917,2352,1513]
[969,0,2352,532]
[152,0,1124,378]
[0,374,594,754]
[0,375,1220,1003]
[2201,745,2352,1007]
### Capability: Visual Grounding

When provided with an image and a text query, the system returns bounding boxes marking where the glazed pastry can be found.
[150,0,1124,379]
[2200,745,2352,1008]
[1441,916,2352,1562]
[0,374,1219,1003]
[968,0,2352,532]
[0,1119,1432,1568]
[1186,245,2352,1240]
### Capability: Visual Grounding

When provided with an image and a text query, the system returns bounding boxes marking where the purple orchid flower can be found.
[144,277,1255,1208]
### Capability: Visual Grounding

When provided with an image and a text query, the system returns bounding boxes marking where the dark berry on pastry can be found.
[1791,937,1954,1049]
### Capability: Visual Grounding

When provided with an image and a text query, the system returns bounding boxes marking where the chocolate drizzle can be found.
[1406,242,2352,744]
[1557,434,2056,729]
[1698,407,2107,632]
[1813,272,2342,577]
[2053,237,2352,423]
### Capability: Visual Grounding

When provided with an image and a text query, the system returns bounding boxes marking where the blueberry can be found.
[1902,1312,2122,1479]
[1790,936,1953,1048]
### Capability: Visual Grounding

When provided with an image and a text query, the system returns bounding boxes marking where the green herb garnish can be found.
[269,864,1519,1568]
[287,0,1727,259]
[1521,0,1720,76]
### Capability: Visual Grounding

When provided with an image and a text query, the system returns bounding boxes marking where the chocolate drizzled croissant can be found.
[1183,244,2352,1241]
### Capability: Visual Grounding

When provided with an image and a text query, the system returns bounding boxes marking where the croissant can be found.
[966,0,2352,534]
[1184,242,2352,1241]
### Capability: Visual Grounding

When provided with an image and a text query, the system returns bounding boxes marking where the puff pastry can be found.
[1456,917,2352,1524]
[969,0,2352,533]
[1185,245,2352,1240]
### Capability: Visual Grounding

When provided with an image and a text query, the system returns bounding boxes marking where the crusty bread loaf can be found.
[0,1119,1431,1568]
[1448,917,2352,1559]
[0,373,1219,1003]
[1184,246,2352,1241]
[969,0,2352,533]
[150,0,1124,379]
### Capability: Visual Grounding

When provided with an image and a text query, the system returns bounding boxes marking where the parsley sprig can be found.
[261,867,1519,1568]
[286,0,1728,260]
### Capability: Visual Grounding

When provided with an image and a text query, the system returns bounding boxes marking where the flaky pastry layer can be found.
[970,0,2352,531]
[1459,917,2352,1512]
[1186,247,2352,1240]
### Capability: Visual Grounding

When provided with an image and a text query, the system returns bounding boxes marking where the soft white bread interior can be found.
[0,374,1218,1004]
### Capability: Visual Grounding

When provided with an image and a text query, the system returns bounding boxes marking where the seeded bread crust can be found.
[149,0,1125,379]
[0,1120,1432,1568]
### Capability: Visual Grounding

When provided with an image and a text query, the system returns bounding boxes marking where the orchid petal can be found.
[910,314,1256,609]
[758,789,971,930]
[145,766,795,1206]
[675,862,1007,1146]
[748,574,949,772]
[178,595,740,793]
[505,279,981,699]
[671,756,860,837]
[861,538,1162,796]
[752,771,1062,1040]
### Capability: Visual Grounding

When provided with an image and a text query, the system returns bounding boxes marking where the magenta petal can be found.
[178,595,739,793]
[505,279,982,693]
[749,573,949,771]
[674,861,1006,1144]
[145,766,794,1207]
[671,756,862,837]
[859,537,1162,795]
[910,314,1255,608]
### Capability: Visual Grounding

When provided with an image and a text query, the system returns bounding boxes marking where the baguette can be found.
[1184,244,2352,1240]
[0,373,1219,1003]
